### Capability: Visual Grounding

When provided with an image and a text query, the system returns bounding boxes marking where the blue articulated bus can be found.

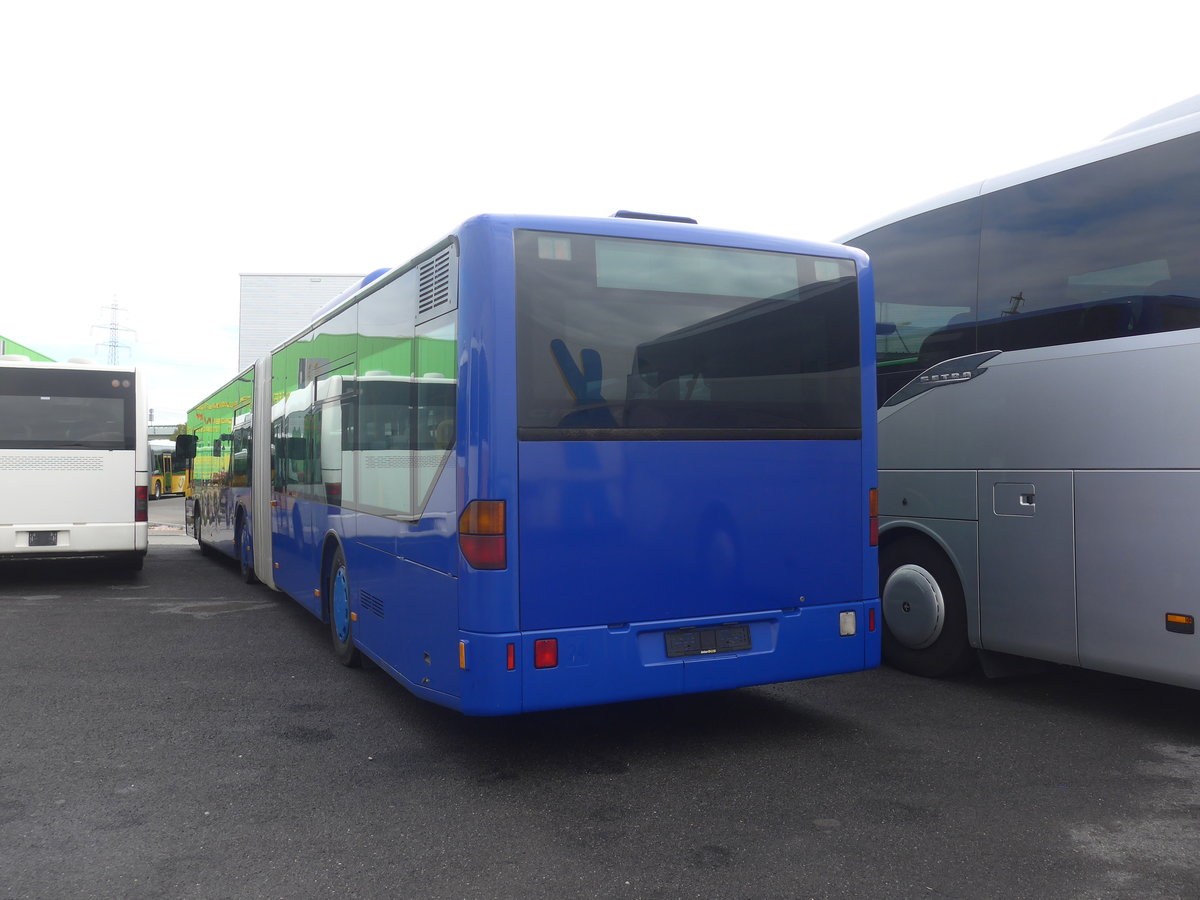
[182,212,880,715]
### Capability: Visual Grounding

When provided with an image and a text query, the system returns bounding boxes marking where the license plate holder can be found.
[664,623,751,658]
[28,531,58,547]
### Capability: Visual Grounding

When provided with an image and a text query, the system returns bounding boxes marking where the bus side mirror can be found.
[175,434,198,461]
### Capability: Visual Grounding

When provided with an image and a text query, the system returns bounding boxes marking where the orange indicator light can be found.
[1166,613,1195,634]
[459,640,467,669]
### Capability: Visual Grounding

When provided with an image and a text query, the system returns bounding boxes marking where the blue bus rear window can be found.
[515,230,861,439]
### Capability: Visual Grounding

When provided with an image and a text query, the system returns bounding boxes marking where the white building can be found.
[239,273,364,370]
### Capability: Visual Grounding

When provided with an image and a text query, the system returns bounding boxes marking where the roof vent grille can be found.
[418,249,455,320]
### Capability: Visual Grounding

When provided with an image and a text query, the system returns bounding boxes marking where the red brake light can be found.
[459,500,506,569]
[534,638,558,669]
[135,486,148,522]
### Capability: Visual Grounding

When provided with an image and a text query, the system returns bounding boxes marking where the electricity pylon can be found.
[92,300,135,364]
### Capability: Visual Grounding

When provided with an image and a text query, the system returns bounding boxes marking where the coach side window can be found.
[849,197,981,404]
[978,130,1200,352]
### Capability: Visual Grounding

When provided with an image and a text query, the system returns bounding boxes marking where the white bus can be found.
[0,357,149,571]
[842,96,1200,689]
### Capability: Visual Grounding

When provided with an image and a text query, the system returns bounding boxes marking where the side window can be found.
[285,388,314,497]
[231,406,252,487]
[271,332,314,494]
[356,266,418,517]
[314,368,354,507]
[413,316,457,507]
[849,198,981,405]
[351,249,457,518]
[978,131,1200,352]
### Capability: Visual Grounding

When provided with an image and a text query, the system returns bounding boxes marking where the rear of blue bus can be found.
[455,216,879,714]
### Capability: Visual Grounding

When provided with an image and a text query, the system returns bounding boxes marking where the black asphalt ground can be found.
[3,504,1199,899]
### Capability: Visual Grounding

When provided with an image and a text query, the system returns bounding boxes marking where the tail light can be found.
[534,638,558,669]
[459,500,506,570]
[135,486,148,522]
[868,488,878,547]
[325,482,342,507]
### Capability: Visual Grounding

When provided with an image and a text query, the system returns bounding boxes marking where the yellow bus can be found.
[148,439,188,499]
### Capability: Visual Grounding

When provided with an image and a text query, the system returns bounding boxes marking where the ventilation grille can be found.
[416,248,457,322]
[360,590,385,618]
[364,454,447,469]
[0,456,103,471]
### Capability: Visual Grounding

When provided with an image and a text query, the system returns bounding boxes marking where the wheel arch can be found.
[319,531,347,624]
[879,518,981,649]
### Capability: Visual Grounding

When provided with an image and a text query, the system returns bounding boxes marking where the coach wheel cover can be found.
[882,563,945,650]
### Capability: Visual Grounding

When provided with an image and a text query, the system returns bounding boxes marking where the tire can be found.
[152,480,162,500]
[880,535,973,677]
[196,509,213,557]
[236,519,258,584]
[327,546,362,668]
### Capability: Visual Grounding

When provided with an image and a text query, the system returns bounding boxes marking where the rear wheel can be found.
[327,546,361,667]
[196,508,213,557]
[880,536,973,677]
[236,519,258,584]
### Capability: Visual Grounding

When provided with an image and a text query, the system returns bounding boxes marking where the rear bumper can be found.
[0,522,148,558]
[455,600,881,715]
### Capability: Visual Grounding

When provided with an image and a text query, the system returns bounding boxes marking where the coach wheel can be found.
[880,536,973,677]
[236,520,258,584]
[152,480,162,500]
[328,546,362,668]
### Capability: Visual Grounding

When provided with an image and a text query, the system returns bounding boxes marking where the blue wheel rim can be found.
[332,566,351,642]
[240,531,252,571]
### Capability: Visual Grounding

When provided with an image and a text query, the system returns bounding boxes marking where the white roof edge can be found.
[1106,94,1200,138]
[839,96,1200,243]
[836,181,985,243]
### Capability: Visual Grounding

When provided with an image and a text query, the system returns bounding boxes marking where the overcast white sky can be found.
[1,0,1194,425]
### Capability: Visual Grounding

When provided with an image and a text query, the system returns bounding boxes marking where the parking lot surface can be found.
[2,503,1199,899]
